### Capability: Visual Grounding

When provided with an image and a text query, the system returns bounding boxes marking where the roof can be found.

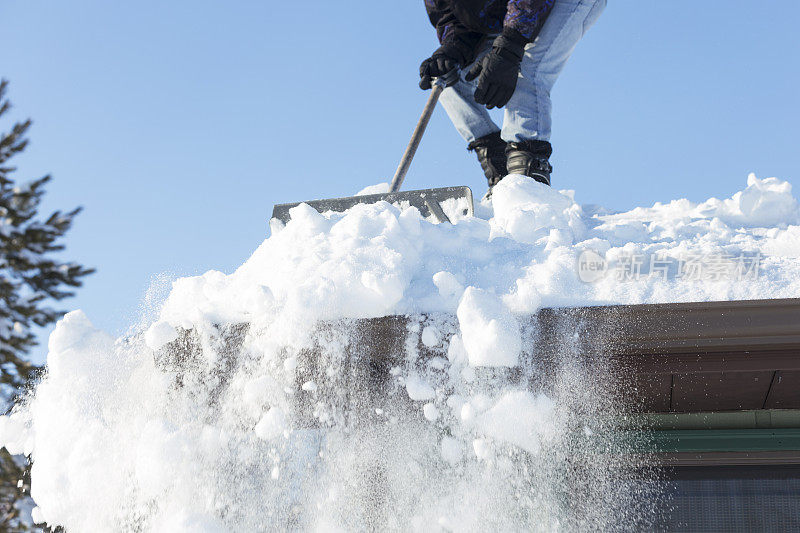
[352,298,800,414]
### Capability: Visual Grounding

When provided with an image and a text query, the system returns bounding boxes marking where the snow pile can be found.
[1,173,799,530]
[456,287,521,367]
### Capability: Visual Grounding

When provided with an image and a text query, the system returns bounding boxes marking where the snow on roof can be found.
[2,173,799,530]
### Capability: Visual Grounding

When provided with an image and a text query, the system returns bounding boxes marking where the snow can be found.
[420,325,440,347]
[405,373,436,401]
[439,436,463,465]
[476,391,556,455]
[0,415,27,456]
[456,286,521,367]
[422,403,440,422]
[159,173,800,327]
[1,173,799,530]
[356,182,391,196]
[432,270,463,306]
[254,408,288,441]
[144,321,178,350]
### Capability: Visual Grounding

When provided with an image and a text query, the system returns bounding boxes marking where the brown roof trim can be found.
[566,299,800,412]
[535,297,800,356]
[315,298,800,412]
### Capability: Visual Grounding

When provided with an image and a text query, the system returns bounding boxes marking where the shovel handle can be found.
[389,79,447,193]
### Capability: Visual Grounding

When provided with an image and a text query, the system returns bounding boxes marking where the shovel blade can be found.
[271,186,474,225]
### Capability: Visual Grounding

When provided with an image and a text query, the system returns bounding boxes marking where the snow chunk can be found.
[254,408,287,441]
[421,326,441,348]
[405,374,436,401]
[714,174,800,227]
[491,175,586,245]
[283,356,298,372]
[423,403,440,422]
[46,310,116,383]
[144,320,178,350]
[764,225,800,258]
[433,271,464,304]
[477,391,555,454]
[356,182,391,196]
[0,415,27,456]
[456,287,521,367]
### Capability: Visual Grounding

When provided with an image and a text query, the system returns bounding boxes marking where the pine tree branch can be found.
[0,79,94,527]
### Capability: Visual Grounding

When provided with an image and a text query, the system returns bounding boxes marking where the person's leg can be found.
[441,77,508,187]
[438,41,509,187]
[437,42,499,144]
[502,0,607,143]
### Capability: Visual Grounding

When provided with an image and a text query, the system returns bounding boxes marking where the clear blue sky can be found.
[2,1,799,364]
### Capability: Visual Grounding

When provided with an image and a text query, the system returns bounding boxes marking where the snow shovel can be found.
[271,75,474,225]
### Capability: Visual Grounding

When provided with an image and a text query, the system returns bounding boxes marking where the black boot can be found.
[467,132,507,188]
[506,140,553,186]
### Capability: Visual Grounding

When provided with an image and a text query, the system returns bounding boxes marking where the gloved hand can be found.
[420,33,484,90]
[465,30,528,109]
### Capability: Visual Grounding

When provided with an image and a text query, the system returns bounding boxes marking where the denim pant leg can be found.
[502,0,607,143]
[437,42,499,144]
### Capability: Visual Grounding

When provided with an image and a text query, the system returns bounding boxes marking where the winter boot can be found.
[467,131,508,189]
[506,140,553,186]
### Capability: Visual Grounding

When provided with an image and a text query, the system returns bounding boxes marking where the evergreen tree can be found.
[0,79,94,530]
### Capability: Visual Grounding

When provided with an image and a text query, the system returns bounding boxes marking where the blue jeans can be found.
[438,0,606,144]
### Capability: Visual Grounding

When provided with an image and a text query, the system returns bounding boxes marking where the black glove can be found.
[420,32,484,90]
[465,30,528,109]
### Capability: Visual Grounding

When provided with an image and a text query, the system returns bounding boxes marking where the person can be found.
[419,0,606,197]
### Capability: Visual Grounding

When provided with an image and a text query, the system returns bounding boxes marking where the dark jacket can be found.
[425,0,555,43]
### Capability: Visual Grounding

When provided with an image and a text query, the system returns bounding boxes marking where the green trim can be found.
[585,411,800,455]
[623,429,800,453]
